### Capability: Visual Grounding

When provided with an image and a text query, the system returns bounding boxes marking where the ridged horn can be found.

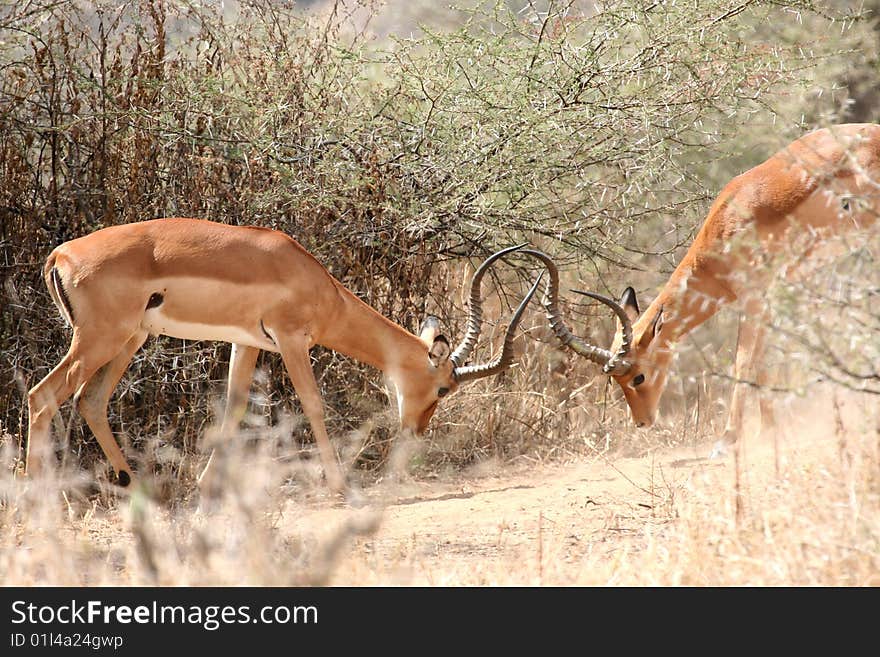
[519,249,632,375]
[449,243,528,368]
[570,290,633,375]
[453,272,543,384]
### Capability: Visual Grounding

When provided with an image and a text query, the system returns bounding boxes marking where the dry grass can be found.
[311,385,880,586]
[1,372,876,586]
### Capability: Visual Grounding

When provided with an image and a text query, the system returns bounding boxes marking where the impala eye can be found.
[438,387,450,398]
[632,374,646,387]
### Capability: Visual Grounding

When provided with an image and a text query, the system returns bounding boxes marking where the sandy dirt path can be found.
[25,385,868,586]
[278,387,874,585]
[281,438,794,584]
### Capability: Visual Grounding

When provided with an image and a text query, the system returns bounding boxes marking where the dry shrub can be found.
[1,0,863,485]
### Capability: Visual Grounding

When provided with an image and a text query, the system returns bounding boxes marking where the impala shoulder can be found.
[726,150,819,225]
[847,123,880,167]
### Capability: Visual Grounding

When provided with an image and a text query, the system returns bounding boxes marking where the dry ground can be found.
[292,402,873,585]
[2,384,876,586]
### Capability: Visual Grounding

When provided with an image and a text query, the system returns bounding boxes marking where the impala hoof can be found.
[709,441,729,459]
[117,471,132,487]
[344,488,367,509]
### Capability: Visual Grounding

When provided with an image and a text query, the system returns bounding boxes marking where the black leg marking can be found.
[260,320,276,345]
[118,470,131,487]
[146,292,164,310]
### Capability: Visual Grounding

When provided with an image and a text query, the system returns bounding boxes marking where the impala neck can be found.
[319,282,427,377]
[636,218,742,352]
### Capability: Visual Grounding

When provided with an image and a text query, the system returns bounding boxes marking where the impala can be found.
[26,218,542,493]
[536,123,880,453]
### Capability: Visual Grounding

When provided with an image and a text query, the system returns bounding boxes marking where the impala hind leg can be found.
[75,330,148,487]
[756,362,777,431]
[26,330,127,478]
[277,337,345,495]
[712,297,769,458]
[198,343,260,489]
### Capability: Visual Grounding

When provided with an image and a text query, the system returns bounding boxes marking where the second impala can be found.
[26,219,542,493]
[540,123,880,454]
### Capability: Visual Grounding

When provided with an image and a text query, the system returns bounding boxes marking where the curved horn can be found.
[449,243,528,368]
[570,290,633,374]
[519,249,632,375]
[453,272,544,384]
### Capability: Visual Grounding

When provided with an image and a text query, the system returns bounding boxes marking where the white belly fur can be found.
[141,309,278,351]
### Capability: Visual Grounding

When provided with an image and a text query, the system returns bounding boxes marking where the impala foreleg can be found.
[220,345,261,433]
[714,297,769,456]
[278,337,345,495]
[756,358,776,430]
[75,330,148,487]
[198,343,260,488]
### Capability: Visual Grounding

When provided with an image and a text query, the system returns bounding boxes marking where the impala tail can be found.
[43,252,75,327]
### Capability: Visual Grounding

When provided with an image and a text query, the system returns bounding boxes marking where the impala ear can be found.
[650,307,664,338]
[428,336,451,367]
[619,287,640,322]
[639,306,664,348]
[418,315,442,347]
[419,316,451,366]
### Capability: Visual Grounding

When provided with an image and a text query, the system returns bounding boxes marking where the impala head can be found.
[395,245,543,435]
[596,287,668,428]
[520,250,669,428]
[396,315,457,434]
